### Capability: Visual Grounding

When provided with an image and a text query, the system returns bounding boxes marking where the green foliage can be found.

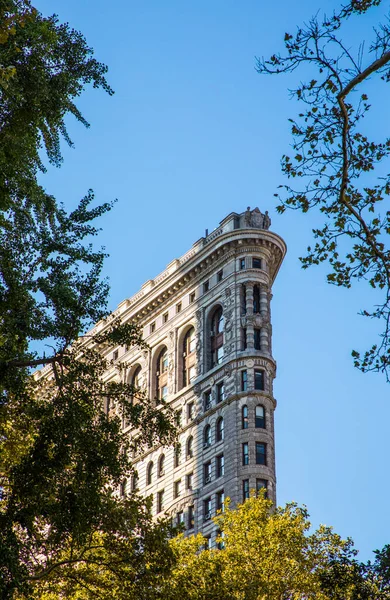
[256,0,390,380]
[0,2,176,598]
[164,495,385,600]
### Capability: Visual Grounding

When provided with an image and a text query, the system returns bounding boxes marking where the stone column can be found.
[260,326,269,353]
[245,282,255,349]
[260,284,268,318]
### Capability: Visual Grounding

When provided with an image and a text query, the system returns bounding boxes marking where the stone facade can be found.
[97,208,286,545]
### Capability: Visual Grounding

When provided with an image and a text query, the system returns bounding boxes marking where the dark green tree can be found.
[0,2,176,598]
[256,0,390,380]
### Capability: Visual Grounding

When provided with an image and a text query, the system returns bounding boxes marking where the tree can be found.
[256,0,390,380]
[0,2,176,598]
[163,495,385,600]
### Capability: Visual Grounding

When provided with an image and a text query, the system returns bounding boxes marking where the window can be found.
[241,370,248,392]
[105,397,111,416]
[188,505,195,529]
[254,369,265,391]
[176,302,182,313]
[186,436,193,459]
[174,479,181,498]
[216,381,224,404]
[158,455,165,478]
[183,327,196,387]
[204,389,212,411]
[241,328,247,350]
[242,442,249,466]
[189,291,196,303]
[254,328,261,350]
[256,442,266,465]
[204,497,212,521]
[203,461,212,484]
[203,280,209,293]
[210,306,224,368]
[242,479,250,501]
[242,405,248,429]
[186,472,193,490]
[253,284,260,313]
[175,409,182,427]
[240,284,247,314]
[204,424,211,448]
[256,479,268,497]
[113,349,119,361]
[187,402,194,421]
[216,417,224,442]
[217,269,223,282]
[131,471,138,492]
[252,257,262,269]
[216,489,225,512]
[255,405,265,428]
[176,511,184,526]
[120,479,127,497]
[157,490,164,513]
[216,529,225,550]
[239,258,246,270]
[204,535,212,549]
[131,365,142,402]
[150,322,156,334]
[216,454,224,478]
[156,347,168,402]
[147,461,153,486]
[174,444,181,468]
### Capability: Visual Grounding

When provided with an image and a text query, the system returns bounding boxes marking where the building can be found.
[103,207,286,545]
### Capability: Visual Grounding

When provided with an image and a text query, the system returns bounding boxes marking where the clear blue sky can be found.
[35,0,390,560]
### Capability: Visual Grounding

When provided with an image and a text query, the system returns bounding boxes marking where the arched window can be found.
[187,436,193,459]
[174,444,181,468]
[158,455,165,478]
[242,405,249,429]
[183,327,196,387]
[131,365,142,400]
[253,285,260,314]
[216,417,224,442]
[204,424,211,448]
[156,347,168,402]
[210,306,224,368]
[147,461,154,486]
[255,405,265,428]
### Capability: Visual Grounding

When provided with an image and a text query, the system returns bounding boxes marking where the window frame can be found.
[254,369,265,391]
[216,454,224,478]
[242,479,250,501]
[242,405,249,429]
[255,405,266,429]
[216,417,224,442]
[146,461,153,486]
[241,370,248,392]
[216,381,224,404]
[203,461,212,485]
[242,442,249,466]
[256,442,266,465]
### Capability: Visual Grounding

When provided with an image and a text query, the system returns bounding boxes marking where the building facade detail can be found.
[100,208,286,544]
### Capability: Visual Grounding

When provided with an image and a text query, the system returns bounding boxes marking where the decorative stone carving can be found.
[224,364,233,376]
[244,207,271,230]
[224,308,233,322]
